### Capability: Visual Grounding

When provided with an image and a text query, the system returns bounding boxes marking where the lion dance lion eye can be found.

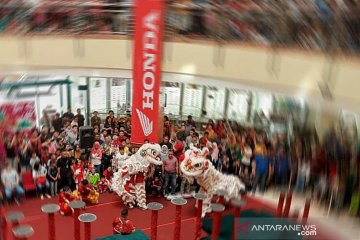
[194,163,202,168]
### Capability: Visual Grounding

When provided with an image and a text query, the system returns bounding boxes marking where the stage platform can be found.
[3,192,346,240]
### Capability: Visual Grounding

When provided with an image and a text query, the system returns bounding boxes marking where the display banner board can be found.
[131,0,164,144]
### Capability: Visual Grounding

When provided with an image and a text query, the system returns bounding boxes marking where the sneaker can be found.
[166,194,175,200]
[40,195,44,200]
[45,194,51,199]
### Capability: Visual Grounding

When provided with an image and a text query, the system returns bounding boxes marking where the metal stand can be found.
[12,225,34,240]
[79,213,97,240]
[41,204,60,240]
[69,200,86,240]
[231,199,246,240]
[210,203,225,240]
[171,198,187,240]
[194,193,207,240]
[147,202,163,240]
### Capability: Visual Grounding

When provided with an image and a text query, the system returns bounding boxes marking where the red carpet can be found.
[3,193,346,240]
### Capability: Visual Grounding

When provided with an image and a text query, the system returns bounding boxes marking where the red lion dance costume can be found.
[112,143,162,209]
[59,188,79,216]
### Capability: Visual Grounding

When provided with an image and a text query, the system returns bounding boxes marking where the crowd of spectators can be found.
[1,105,359,218]
[1,0,360,53]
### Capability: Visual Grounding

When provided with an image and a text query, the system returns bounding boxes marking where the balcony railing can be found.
[1,0,360,55]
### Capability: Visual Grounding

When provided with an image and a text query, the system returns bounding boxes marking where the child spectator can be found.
[150,176,162,196]
[98,176,109,193]
[113,146,128,170]
[47,160,59,197]
[88,168,100,190]
[73,159,84,189]
[30,152,40,169]
[103,166,114,191]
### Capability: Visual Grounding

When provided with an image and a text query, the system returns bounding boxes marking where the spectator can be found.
[90,142,102,174]
[1,162,24,205]
[113,146,128,171]
[162,149,178,199]
[40,110,52,129]
[33,162,51,200]
[62,107,74,122]
[173,136,184,160]
[47,158,59,197]
[65,125,79,147]
[88,168,100,190]
[160,135,173,150]
[52,113,63,132]
[29,152,40,169]
[91,111,101,128]
[273,146,290,190]
[251,145,271,195]
[57,151,73,191]
[74,108,85,127]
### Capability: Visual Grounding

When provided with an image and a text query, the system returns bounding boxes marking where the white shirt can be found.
[114,152,128,168]
[1,169,19,189]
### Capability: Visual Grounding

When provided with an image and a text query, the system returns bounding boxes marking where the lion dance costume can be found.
[111,143,162,209]
[180,147,245,217]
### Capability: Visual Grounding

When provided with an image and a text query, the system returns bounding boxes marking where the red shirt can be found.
[163,156,178,174]
[113,217,135,234]
[103,169,114,181]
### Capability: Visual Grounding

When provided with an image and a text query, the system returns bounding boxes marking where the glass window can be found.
[111,78,128,112]
[183,84,203,117]
[228,89,249,122]
[89,77,107,113]
[205,86,225,119]
[161,82,181,116]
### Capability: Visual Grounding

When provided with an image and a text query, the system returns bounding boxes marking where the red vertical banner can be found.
[131,0,164,144]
